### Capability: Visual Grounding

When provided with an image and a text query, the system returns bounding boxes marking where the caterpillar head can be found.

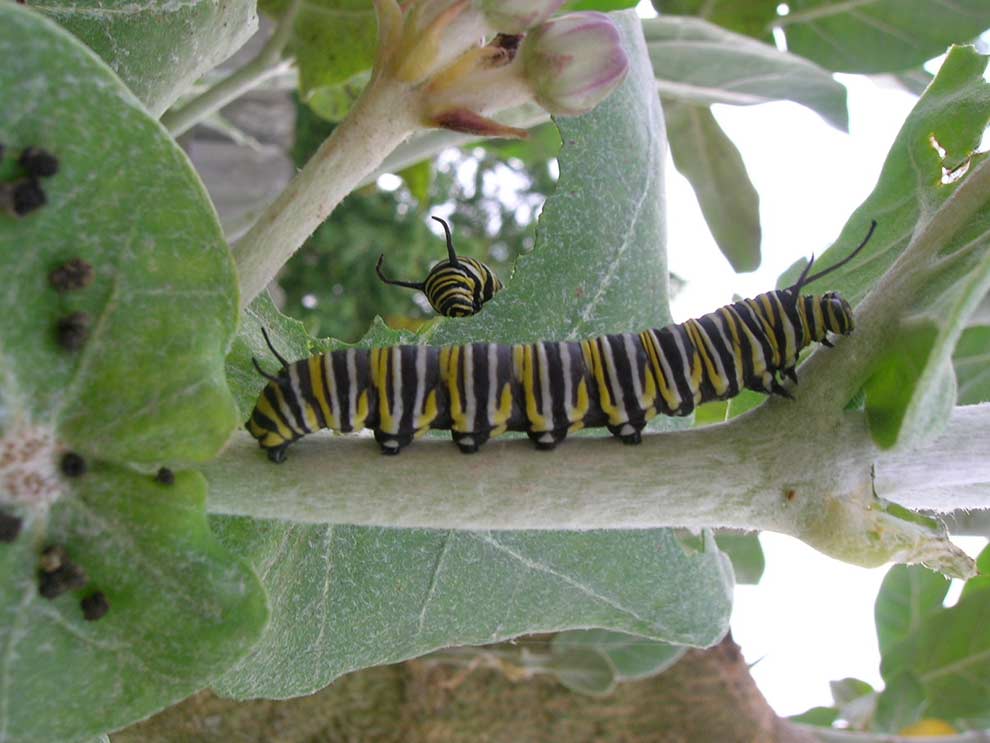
[820,291,854,335]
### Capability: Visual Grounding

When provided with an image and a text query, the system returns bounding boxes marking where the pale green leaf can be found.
[643,16,848,130]
[36,0,257,116]
[777,0,990,74]
[664,100,761,272]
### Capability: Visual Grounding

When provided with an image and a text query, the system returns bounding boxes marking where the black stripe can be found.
[297,356,327,431]
[698,314,739,398]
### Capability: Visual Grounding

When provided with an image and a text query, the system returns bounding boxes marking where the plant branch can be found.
[160,0,304,138]
[203,403,989,577]
[232,74,420,306]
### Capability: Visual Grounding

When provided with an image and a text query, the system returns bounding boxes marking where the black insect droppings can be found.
[12,178,46,216]
[56,312,90,351]
[155,467,175,485]
[18,147,59,178]
[81,591,110,621]
[38,545,88,599]
[0,510,22,543]
[60,451,87,478]
[49,258,94,292]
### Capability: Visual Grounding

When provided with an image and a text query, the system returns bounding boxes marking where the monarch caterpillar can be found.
[248,221,877,462]
[376,216,503,317]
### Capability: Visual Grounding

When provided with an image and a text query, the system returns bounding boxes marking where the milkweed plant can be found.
[0,0,989,740]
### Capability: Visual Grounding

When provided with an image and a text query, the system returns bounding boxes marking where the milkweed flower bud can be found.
[478,0,566,34]
[521,12,628,117]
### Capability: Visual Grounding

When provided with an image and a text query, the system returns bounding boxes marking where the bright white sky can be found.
[649,9,990,719]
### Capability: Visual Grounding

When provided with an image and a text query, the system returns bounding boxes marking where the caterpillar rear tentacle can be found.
[376,216,503,317]
[248,222,877,461]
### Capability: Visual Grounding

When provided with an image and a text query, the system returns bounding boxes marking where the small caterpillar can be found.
[376,216,503,317]
[248,221,877,462]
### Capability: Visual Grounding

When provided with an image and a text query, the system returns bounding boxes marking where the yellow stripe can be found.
[373,348,394,433]
[640,331,678,412]
[447,346,469,432]
[685,321,721,394]
[584,338,619,422]
[522,345,546,430]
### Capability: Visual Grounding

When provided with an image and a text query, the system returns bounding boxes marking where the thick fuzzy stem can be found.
[233,77,419,306]
[203,404,989,577]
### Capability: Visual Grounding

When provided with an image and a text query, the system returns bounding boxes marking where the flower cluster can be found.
[373,0,629,137]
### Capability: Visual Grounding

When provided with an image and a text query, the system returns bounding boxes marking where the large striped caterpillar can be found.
[247,221,876,462]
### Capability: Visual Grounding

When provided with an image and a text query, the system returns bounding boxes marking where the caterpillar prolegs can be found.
[247,222,876,462]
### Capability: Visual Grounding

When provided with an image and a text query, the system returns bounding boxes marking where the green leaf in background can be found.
[563,0,639,10]
[874,564,950,657]
[664,100,761,272]
[655,0,779,43]
[788,706,840,727]
[959,543,990,600]
[398,159,433,206]
[35,0,257,116]
[544,644,618,696]
[830,676,875,707]
[873,671,926,733]
[212,13,734,702]
[211,520,731,699]
[776,0,990,75]
[0,468,267,742]
[880,579,990,725]
[1,7,266,740]
[642,16,848,131]
[551,628,686,683]
[953,325,990,404]
[262,0,377,101]
[714,531,764,584]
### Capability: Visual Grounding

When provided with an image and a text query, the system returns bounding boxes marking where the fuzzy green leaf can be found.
[0,467,267,743]
[212,520,731,699]
[552,628,686,682]
[874,671,926,733]
[0,8,265,741]
[880,584,990,724]
[777,0,990,75]
[655,0,779,42]
[714,531,764,584]
[0,4,241,468]
[35,0,257,116]
[664,101,761,272]
[642,16,848,130]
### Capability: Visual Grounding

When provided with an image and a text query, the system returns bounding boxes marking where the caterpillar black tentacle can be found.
[248,221,877,461]
[376,216,503,317]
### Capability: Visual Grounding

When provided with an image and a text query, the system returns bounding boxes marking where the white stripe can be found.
[412,346,427,429]
[537,343,554,431]
[670,327,697,404]
[622,333,646,407]
[652,330,682,411]
[463,345,477,432]
[600,337,626,423]
[389,348,404,434]
[346,350,358,429]
[559,342,574,422]
[287,364,309,432]
[487,344,498,427]
[711,313,742,389]
[692,320,729,396]
[324,355,341,430]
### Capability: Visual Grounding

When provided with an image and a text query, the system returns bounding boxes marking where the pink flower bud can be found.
[521,12,628,117]
[478,0,566,34]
